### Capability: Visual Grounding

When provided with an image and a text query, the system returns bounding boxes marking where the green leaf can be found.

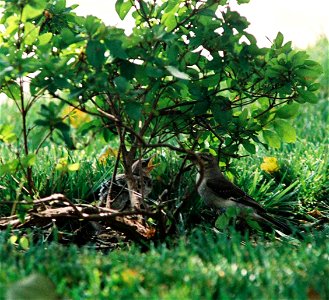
[162,13,177,31]
[215,214,230,230]
[165,66,190,80]
[85,15,101,36]
[226,207,240,218]
[295,61,323,81]
[242,141,256,154]
[145,65,164,78]
[21,154,37,167]
[59,130,75,150]
[161,3,179,31]
[114,76,131,93]
[60,28,77,46]
[211,100,232,126]
[54,0,66,12]
[297,89,318,104]
[246,218,262,230]
[0,159,19,175]
[2,81,21,101]
[115,0,133,20]
[276,103,300,119]
[274,32,284,48]
[291,51,308,67]
[38,33,52,45]
[19,236,29,250]
[0,124,17,143]
[307,83,320,92]
[22,5,44,21]
[119,61,135,80]
[105,39,127,59]
[273,120,296,143]
[125,102,142,121]
[238,108,248,123]
[54,122,70,132]
[193,100,209,115]
[24,22,39,45]
[263,130,281,148]
[9,235,18,244]
[86,40,106,69]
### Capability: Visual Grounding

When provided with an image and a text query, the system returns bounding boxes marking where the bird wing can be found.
[206,177,266,212]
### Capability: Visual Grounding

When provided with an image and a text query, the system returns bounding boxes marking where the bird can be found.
[187,152,295,235]
[98,156,155,210]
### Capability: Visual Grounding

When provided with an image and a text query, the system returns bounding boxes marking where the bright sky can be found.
[67,0,329,49]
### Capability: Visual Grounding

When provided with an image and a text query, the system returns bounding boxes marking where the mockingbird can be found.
[188,152,294,235]
[99,157,155,210]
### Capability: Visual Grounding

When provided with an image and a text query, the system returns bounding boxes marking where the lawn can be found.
[0,94,328,299]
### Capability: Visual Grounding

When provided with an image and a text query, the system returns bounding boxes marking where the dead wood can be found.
[0,193,158,249]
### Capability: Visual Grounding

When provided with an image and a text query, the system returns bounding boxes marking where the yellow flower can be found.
[121,269,143,285]
[260,157,279,174]
[55,157,80,172]
[98,146,118,164]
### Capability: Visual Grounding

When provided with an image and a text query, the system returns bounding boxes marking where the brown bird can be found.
[99,157,155,211]
[188,152,295,235]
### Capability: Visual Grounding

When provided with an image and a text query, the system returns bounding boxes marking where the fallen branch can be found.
[0,194,158,245]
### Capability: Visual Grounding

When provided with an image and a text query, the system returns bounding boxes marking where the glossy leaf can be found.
[38,33,53,45]
[0,124,17,143]
[22,5,44,21]
[165,66,190,80]
[297,89,318,104]
[263,130,281,148]
[276,103,300,119]
[115,0,133,20]
[273,120,297,143]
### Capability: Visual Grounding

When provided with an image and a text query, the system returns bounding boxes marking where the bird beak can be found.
[145,155,158,173]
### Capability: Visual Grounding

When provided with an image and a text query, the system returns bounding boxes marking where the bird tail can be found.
[258,212,300,237]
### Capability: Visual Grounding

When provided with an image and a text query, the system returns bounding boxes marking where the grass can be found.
[0,98,328,299]
[0,229,328,299]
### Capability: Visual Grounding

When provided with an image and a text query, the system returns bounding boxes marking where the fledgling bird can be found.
[188,152,295,235]
[99,157,155,210]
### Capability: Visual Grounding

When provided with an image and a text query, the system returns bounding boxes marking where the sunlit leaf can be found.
[19,236,29,250]
[38,33,52,45]
[262,130,281,148]
[273,120,297,143]
[115,0,133,20]
[165,66,190,80]
[22,5,44,21]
